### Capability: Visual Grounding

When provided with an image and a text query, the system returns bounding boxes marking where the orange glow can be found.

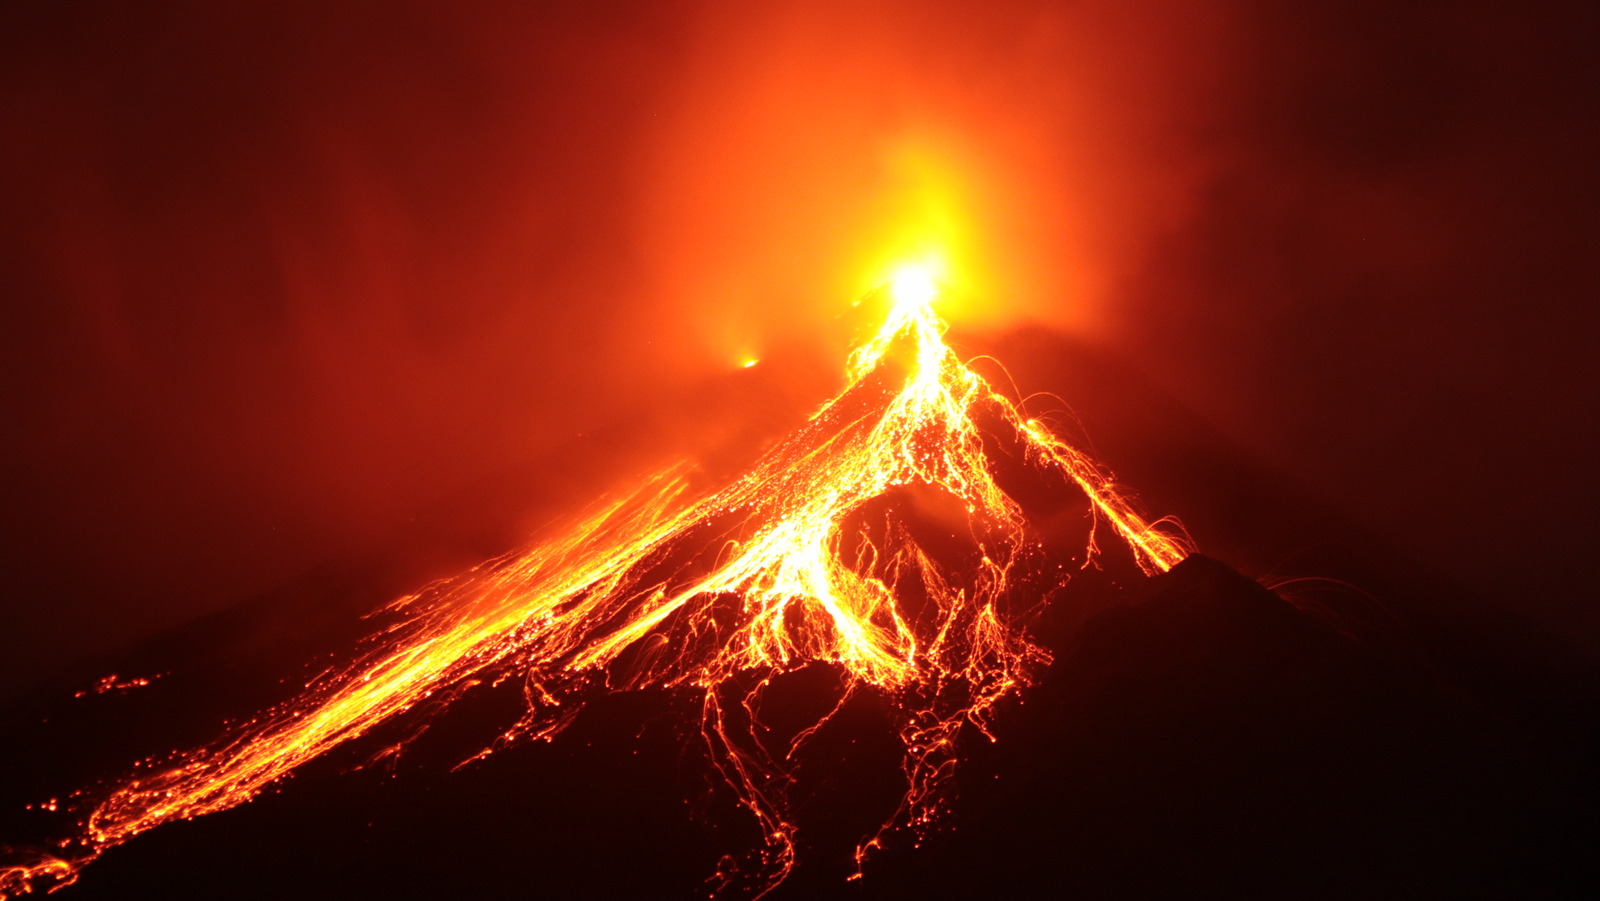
[636,2,1235,375]
[0,284,1189,899]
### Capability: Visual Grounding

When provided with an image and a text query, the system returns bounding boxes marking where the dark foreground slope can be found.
[852,555,1599,900]
[2,553,1593,900]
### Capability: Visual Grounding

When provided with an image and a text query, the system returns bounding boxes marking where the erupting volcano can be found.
[0,270,1191,898]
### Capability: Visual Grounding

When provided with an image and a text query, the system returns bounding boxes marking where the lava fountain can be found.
[0,270,1190,898]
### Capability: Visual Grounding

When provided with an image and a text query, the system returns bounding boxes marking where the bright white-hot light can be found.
[889,265,938,312]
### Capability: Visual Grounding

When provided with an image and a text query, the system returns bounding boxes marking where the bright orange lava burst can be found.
[0,282,1189,899]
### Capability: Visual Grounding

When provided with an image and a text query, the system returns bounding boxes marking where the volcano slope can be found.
[3,551,1592,900]
[1,289,1195,898]
[2,312,1595,899]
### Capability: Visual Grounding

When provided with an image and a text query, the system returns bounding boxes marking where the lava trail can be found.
[1,278,1189,898]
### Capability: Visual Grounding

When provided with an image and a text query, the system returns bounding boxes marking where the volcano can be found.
[2,284,1595,899]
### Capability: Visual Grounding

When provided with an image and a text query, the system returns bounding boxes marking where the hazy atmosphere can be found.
[2,0,1595,698]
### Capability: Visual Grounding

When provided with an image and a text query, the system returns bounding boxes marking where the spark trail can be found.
[0,279,1190,897]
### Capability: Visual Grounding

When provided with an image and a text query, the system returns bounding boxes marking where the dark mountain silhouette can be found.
[2,329,1594,899]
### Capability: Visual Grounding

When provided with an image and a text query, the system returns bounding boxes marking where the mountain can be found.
[2,300,1595,899]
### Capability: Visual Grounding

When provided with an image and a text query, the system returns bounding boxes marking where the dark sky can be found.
[1,0,1596,698]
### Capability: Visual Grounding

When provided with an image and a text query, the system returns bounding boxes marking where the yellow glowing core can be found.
[889,265,938,313]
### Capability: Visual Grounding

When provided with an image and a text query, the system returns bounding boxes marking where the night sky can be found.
[1,0,1596,701]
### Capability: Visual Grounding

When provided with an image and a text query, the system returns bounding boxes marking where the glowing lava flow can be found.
[0,280,1189,898]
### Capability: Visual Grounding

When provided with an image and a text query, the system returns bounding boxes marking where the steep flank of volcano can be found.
[0,288,1189,898]
[3,299,1593,900]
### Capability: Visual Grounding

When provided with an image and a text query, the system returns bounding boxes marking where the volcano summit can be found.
[0,283,1194,897]
[2,279,1593,900]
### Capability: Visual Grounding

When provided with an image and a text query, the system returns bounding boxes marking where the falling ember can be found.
[0,278,1190,898]
[70,674,160,700]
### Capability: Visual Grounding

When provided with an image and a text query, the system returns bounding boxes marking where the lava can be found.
[0,277,1189,898]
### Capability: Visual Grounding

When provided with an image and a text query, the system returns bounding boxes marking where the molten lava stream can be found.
[0,283,1189,899]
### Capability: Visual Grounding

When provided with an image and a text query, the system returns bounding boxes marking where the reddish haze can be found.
[1,1,1595,697]
[636,1,1233,354]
